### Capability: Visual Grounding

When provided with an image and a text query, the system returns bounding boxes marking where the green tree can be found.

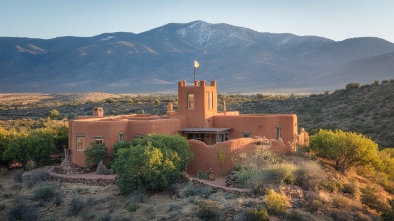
[3,129,55,169]
[84,142,108,168]
[310,129,380,172]
[0,126,11,167]
[46,109,60,120]
[112,134,192,194]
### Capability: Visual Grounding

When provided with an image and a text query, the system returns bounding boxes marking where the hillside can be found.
[1,21,394,93]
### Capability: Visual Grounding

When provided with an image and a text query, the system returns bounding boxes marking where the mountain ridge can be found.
[0,21,393,93]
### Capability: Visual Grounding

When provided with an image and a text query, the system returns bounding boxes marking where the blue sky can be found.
[1,0,393,43]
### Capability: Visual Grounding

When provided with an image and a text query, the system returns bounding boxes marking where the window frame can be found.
[76,136,85,151]
[276,126,282,140]
[187,93,194,110]
[207,92,213,109]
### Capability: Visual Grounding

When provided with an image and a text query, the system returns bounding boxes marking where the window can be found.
[76,136,85,151]
[94,136,104,144]
[242,131,251,138]
[187,94,194,110]
[119,132,124,142]
[276,126,281,140]
[207,92,213,109]
[217,132,229,142]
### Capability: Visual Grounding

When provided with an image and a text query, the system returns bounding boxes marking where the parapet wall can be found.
[186,138,290,176]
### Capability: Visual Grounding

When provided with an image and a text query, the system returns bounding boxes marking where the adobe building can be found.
[68,80,309,175]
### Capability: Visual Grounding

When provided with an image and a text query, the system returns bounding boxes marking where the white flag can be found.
[194,60,199,68]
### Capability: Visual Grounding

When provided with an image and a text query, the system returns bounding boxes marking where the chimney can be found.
[93,107,104,117]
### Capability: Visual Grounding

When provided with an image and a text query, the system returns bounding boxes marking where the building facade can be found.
[68,80,309,174]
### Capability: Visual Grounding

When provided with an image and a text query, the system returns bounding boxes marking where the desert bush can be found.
[286,209,316,221]
[167,203,181,212]
[81,212,96,221]
[294,161,327,191]
[127,202,139,212]
[27,169,48,187]
[341,181,358,197]
[259,163,297,184]
[235,169,253,188]
[346,83,360,90]
[198,186,213,199]
[234,149,282,172]
[13,170,24,183]
[332,194,351,209]
[8,201,37,221]
[250,182,269,197]
[84,142,108,168]
[265,190,289,214]
[98,213,112,221]
[331,209,353,221]
[246,208,270,221]
[0,203,5,211]
[320,180,341,193]
[361,185,388,213]
[197,200,220,220]
[381,200,394,221]
[53,192,63,206]
[180,183,198,198]
[127,189,146,204]
[197,171,209,179]
[68,197,85,216]
[31,182,55,202]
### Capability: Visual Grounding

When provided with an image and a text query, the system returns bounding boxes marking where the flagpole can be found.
[194,65,196,82]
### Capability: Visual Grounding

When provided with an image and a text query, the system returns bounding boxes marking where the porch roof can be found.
[180,128,232,134]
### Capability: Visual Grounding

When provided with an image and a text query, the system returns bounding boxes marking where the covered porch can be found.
[180,128,232,145]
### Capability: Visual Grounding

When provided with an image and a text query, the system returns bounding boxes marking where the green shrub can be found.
[294,161,327,191]
[180,184,198,198]
[320,181,341,193]
[250,182,269,197]
[127,202,139,212]
[197,171,209,179]
[286,209,316,221]
[31,182,55,202]
[346,83,360,90]
[235,169,253,188]
[341,182,358,197]
[27,169,48,187]
[98,213,112,221]
[361,185,388,213]
[127,190,146,204]
[8,199,37,221]
[0,203,5,211]
[113,135,192,193]
[260,163,297,184]
[381,200,394,221]
[3,130,55,169]
[265,190,289,214]
[13,170,24,183]
[198,186,213,199]
[196,200,219,220]
[85,142,108,168]
[53,192,63,206]
[246,208,270,221]
[68,197,85,216]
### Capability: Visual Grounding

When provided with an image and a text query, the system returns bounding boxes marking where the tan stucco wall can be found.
[213,114,298,147]
[186,138,290,176]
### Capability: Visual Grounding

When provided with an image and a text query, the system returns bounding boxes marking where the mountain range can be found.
[1,21,394,93]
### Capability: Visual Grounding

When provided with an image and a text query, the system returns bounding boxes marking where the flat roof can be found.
[180,128,232,133]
